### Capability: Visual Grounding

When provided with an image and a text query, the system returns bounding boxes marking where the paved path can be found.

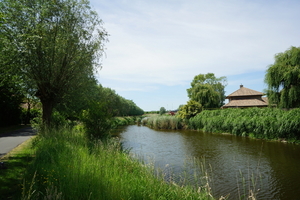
[0,127,36,158]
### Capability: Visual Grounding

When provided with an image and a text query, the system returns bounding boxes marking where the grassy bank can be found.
[19,127,213,200]
[189,107,300,143]
[0,137,35,199]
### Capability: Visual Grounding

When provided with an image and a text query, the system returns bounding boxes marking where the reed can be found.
[144,115,183,130]
[21,127,213,200]
[189,107,300,142]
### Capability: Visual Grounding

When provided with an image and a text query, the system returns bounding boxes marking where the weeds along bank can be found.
[142,115,185,130]
[21,127,213,200]
[189,108,300,142]
[143,108,300,143]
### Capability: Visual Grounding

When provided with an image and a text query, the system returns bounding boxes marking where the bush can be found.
[177,100,203,119]
[21,108,41,125]
[80,102,112,139]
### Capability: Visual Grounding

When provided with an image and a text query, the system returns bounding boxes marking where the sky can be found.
[90,0,300,111]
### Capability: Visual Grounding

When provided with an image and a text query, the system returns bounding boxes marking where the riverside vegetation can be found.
[18,125,214,200]
[143,108,300,143]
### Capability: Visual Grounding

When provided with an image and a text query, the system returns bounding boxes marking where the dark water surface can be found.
[115,125,300,200]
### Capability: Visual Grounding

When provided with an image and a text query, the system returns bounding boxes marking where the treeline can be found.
[189,107,300,142]
[0,80,144,127]
[96,85,144,117]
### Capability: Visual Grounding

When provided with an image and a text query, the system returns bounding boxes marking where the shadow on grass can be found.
[0,154,34,200]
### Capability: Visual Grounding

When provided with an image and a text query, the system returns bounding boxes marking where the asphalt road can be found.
[0,127,36,158]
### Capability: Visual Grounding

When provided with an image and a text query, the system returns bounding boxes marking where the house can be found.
[222,85,268,108]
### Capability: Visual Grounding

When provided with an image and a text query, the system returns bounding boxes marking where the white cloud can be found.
[92,0,300,98]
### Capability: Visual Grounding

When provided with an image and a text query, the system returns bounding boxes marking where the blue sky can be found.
[90,0,300,111]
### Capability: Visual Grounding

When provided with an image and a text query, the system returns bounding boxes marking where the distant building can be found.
[222,85,268,108]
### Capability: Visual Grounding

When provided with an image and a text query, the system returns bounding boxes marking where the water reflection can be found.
[117,125,300,200]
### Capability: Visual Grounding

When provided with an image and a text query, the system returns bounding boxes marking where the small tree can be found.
[187,73,227,108]
[177,100,203,119]
[80,101,112,139]
[159,107,167,115]
[265,46,300,108]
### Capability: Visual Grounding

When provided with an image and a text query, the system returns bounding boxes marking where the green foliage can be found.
[21,108,41,125]
[159,107,167,115]
[54,77,100,120]
[144,116,183,130]
[187,73,227,108]
[111,116,139,128]
[265,46,300,108]
[177,100,203,119]
[80,101,112,139]
[189,107,300,141]
[1,0,108,125]
[95,85,144,117]
[21,127,213,200]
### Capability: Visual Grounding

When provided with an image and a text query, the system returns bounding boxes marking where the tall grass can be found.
[112,116,143,127]
[21,127,213,200]
[143,115,184,130]
[189,107,300,141]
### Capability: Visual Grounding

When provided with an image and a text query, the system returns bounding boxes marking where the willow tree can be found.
[265,46,300,108]
[0,0,107,125]
[187,73,227,108]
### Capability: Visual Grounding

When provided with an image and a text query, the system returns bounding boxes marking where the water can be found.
[115,125,300,200]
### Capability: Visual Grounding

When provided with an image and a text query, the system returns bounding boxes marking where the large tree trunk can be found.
[41,99,55,127]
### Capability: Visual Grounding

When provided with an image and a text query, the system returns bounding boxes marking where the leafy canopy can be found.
[265,46,300,108]
[187,73,227,108]
[0,0,108,125]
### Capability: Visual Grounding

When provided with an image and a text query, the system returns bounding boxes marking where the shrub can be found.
[177,100,203,119]
[80,102,112,139]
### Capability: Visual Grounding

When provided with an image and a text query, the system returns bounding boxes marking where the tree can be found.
[187,73,227,108]
[177,100,202,119]
[265,46,300,108]
[159,107,166,115]
[0,0,107,125]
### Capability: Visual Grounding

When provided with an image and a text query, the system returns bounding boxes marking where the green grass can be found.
[20,127,213,200]
[0,137,35,200]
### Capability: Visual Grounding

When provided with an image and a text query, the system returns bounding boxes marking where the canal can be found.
[115,125,300,200]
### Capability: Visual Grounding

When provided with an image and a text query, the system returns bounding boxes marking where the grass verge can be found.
[0,137,35,200]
